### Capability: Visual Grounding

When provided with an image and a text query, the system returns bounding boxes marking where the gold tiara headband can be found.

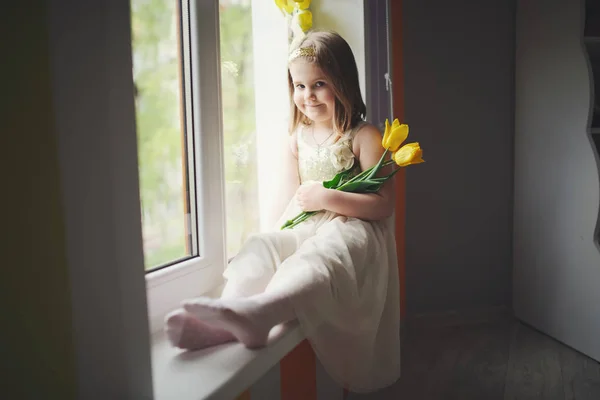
[288,46,316,62]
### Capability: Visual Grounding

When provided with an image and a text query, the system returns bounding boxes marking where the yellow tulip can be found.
[296,9,313,32]
[274,0,294,14]
[382,118,409,152]
[293,0,311,9]
[393,142,425,167]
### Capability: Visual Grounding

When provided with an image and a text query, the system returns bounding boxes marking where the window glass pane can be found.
[131,0,195,270]
[219,0,260,257]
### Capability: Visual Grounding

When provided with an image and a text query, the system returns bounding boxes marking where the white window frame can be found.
[144,0,228,334]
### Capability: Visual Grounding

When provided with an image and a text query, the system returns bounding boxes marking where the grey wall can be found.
[402,0,516,315]
[47,0,154,398]
[4,3,77,398]
[513,0,600,361]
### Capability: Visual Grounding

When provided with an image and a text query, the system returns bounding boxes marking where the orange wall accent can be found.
[390,0,406,319]
[280,340,317,400]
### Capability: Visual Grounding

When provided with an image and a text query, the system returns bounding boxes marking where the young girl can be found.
[165,30,400,392]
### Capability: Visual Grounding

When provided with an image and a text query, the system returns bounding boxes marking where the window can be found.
[132,0,227,333]
[131,0,195,272]
[131,0,288,333]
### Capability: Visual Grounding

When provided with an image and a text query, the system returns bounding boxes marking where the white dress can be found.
[222,123,401,392]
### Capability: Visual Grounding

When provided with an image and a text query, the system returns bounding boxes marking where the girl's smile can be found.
[289,60,336,128]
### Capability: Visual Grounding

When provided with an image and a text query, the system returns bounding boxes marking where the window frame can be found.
[144,0,227,334]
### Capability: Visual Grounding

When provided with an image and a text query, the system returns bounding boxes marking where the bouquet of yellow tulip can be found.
[281,119,424,230]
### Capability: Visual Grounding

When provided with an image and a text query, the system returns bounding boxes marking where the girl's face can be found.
[289,60,336,127]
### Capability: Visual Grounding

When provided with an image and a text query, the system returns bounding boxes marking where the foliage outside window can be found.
[131,0,260,270]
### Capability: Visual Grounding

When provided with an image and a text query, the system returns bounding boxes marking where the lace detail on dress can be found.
[297,123,364,184]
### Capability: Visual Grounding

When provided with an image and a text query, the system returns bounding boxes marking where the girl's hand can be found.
[295,182,332,212]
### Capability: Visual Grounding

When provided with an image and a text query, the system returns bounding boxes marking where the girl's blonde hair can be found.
[288,30,366,136]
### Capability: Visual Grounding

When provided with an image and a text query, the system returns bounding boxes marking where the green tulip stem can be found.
[338,148,391,191]
[280,210,318,230]
[382,166,403,180]
[364,148,389,180]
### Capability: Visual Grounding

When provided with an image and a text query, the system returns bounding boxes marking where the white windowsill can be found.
[151,321,305,400]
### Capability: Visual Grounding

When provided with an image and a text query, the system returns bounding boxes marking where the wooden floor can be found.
[348,313,600,400]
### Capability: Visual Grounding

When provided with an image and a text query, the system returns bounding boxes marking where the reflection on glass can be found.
[220,0,260,257]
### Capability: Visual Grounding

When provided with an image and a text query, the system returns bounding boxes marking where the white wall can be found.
[251,0,291,231]
[311,0,366,100]
[513,0,600,361]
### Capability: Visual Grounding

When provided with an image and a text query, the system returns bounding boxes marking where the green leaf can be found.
[337,179,383,193]
[323,168,352,189]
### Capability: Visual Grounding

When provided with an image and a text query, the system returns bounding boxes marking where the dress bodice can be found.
[297,123,364,184]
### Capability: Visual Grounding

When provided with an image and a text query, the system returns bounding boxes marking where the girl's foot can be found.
[164,309,236,350]
[182,296,293,349]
